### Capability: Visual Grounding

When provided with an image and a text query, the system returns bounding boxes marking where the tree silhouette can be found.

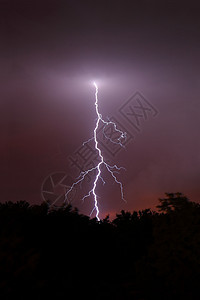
[156,192,192,213]
[0,194,199,299]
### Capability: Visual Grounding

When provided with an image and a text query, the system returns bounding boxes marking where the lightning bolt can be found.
[65,82,126,221]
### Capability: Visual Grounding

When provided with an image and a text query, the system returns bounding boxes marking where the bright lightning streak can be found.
[65,81,126,221]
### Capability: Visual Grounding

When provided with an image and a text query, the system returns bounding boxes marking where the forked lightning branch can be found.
[65,82,126,220]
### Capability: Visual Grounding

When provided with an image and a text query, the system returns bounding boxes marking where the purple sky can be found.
[1,0,200,218]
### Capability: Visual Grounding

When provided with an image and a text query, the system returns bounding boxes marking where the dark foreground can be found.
[0,193,199,299]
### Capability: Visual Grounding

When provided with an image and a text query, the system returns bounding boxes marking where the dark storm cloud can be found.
[1,0,200,217]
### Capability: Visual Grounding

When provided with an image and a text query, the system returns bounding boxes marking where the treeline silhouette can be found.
[0,193,199,299]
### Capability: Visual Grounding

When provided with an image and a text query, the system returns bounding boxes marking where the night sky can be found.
[1,0,200,219]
